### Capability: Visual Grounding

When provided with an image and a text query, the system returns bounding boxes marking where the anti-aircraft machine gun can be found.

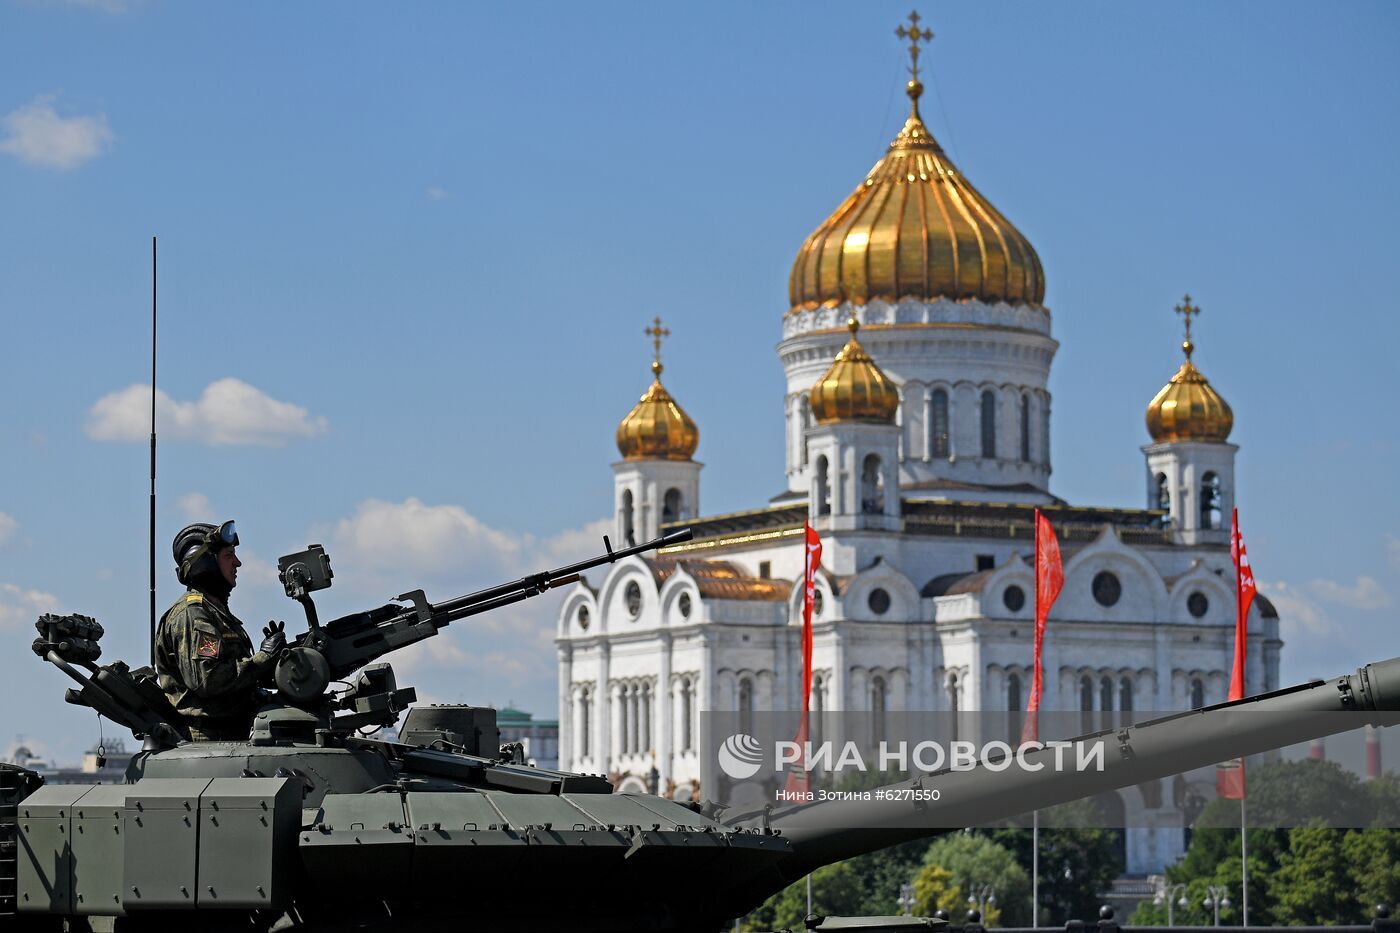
[12,521,1400,932]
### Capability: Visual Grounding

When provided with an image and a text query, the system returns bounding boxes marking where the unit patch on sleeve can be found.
[196,635,221,659]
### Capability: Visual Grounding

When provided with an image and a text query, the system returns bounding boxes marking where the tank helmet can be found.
[173,520,239,585]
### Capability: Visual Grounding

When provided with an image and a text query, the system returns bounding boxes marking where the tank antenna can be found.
[148,236,158,665]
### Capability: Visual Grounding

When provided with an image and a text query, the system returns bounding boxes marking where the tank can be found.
[9,526,1400,932]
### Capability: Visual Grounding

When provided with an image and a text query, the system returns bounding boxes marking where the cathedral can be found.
[554,17,1281,875]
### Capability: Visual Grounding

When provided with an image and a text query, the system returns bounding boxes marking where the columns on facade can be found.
[658,633,673,786]
[557,644,573,769]
[832,626,848,710]
[596,643,611,772]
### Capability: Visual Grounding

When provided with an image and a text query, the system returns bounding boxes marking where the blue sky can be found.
[2,1,1397,763]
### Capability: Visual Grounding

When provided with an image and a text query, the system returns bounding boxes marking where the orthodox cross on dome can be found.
[1174,293,1201,361]
[645,316,671,376]
[895,11,933,82]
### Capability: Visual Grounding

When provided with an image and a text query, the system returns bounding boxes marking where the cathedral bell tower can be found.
[806,318,902,532]
[1142,295,1237,546]
[613,318,701,546]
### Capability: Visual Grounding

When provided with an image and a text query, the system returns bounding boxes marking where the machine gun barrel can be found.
[431,527,693,621]
[750,656,1400,879]
[304,528,693,684]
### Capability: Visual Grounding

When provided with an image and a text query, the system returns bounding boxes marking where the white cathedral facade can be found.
[554,37,1281,876]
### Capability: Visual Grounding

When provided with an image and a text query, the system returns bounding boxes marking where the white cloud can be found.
[329,497,528,580]
[0,582,61,630]
[426,186,449,201]
[0,96,113,170]
[178,492,214,521]
[86,378,328,447]
[1258,580,1335,638]
[1306,575,1392,611]
[324,501,608,633]
[0,513,17,545]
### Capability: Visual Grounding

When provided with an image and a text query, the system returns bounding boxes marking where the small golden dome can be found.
[1145,295,1233,443]
[789,74,1044,313]
[617,321,699,461]
[809,318,901,424]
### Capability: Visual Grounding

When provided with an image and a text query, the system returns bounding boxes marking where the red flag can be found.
[1216,758,1246,799]
[785,523,823,794]
[1229,507,1256,702]
[1022,509,1064,744]
[1218,508,1256,799]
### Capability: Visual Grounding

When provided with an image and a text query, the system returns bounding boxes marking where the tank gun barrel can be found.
[757,656,1400,877]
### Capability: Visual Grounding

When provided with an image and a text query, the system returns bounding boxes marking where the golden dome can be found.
[809,318,901,424]
[1145,296,1233,443]
[617,320,699,461]
[788,77,1045,313]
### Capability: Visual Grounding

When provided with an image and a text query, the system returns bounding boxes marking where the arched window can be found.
[861,454,883,514]
[870,675,887,746]
[1119,677,1133,713]
[811,673,825,750]
[980,390,997,458]
[738,677,754,736]
[1100,676,1114,712]
[930,389,950,458]
[1042,402,1051,465]
[579,686,592,758]
[1201,472,1222,530]
[1155,473,1170,512]
[621,489,636,547]
[948,672,960,742]
[1190,677,1206,710]
[663,487,684,524]
[815,456,831,516]
[800,396,812,468]
[1007,671,1023,743]
[1020,393,1031,462]
[1080,674,1095,732]
[628,684,640,755]
[680,678,694,752]
[641,682,652,754]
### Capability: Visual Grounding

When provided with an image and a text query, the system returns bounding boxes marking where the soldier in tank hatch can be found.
[156,520,286,740]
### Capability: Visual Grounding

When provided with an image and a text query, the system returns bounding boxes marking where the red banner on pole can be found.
[785,523,823,794]
[1218,507,1256,799]
[1229,507,1255,702]
[1022,509,1064,745]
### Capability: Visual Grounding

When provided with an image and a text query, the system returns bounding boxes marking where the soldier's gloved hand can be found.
[260,620,287,655]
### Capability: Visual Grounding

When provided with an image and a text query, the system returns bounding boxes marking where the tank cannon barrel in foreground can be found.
[742,657,1400,887]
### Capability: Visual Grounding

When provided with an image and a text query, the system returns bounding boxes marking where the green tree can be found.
[912,863,965,919]
[741,862,867,932]
[985,799,1121,925]
[924,832,1030,926]
[1130,760,1400,926]
[1270,824,1363,925]
[844,839,929,915]
[1343,828,1400,912]
[1197,759,1372,829]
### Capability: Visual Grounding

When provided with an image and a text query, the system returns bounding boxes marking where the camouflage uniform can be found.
[156,587,275,740]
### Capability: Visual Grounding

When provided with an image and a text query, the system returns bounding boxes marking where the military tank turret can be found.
[10,526,1400,932]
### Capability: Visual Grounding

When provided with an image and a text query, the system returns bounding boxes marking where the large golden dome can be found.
[789,78,1045,313]
[1145,296,1233,443]
[809,318,901,424]
[616,362,699,462]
